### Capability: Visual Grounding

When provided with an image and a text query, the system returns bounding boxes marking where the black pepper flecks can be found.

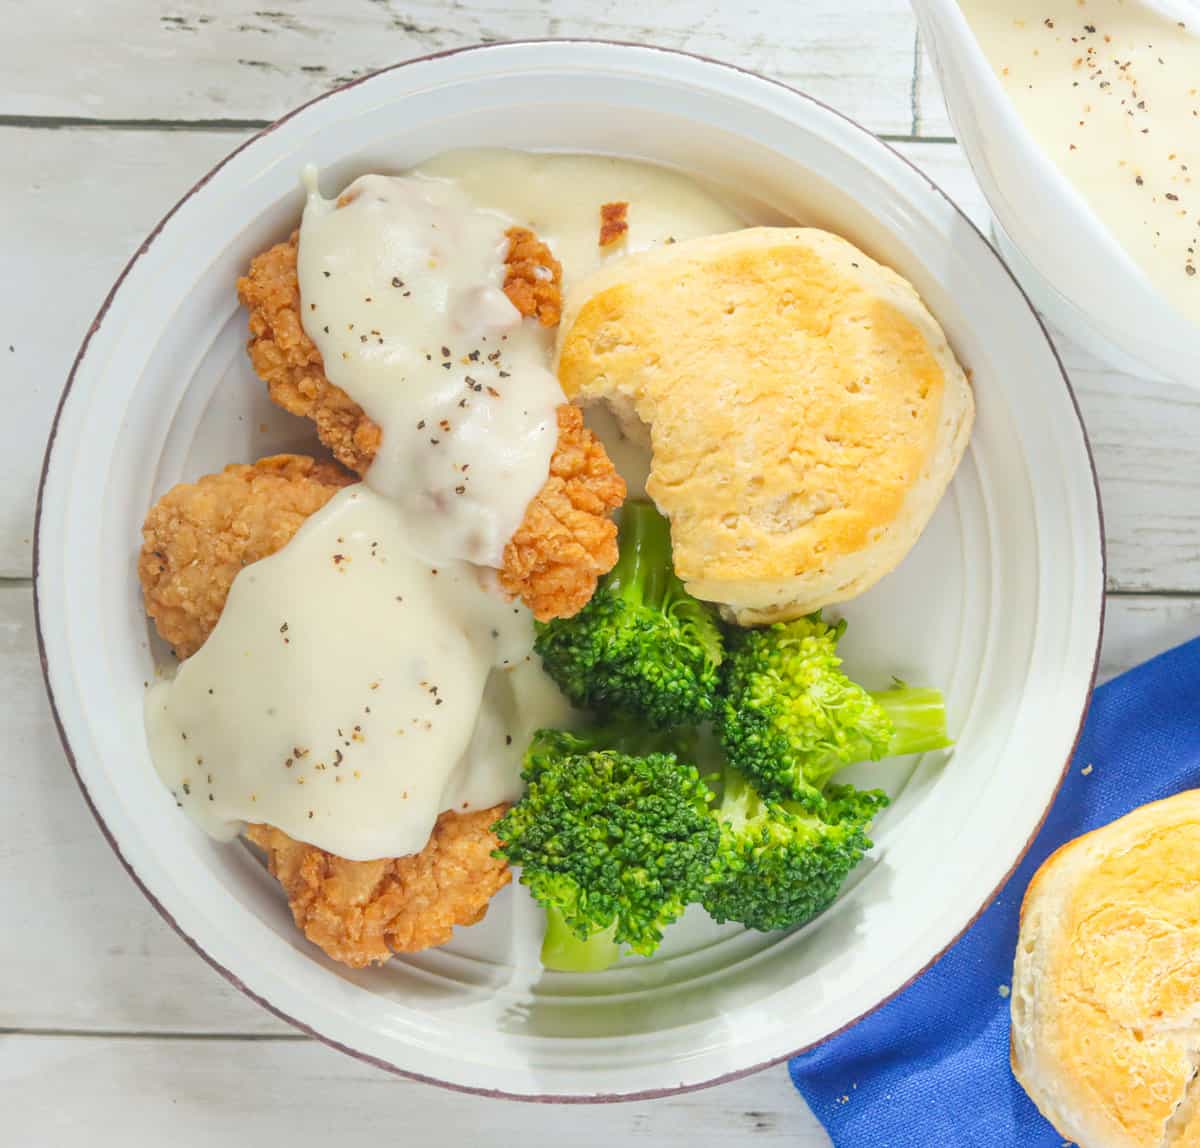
[1010,14,1199,292]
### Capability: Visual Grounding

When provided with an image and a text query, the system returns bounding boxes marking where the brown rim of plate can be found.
[31,38,1107,1104]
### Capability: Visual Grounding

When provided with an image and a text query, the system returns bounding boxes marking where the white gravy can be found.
[959,0,1200,326]
[297,172,563,567]
[413,150,744,496]
[149,151,740,861]
[146,486,574,861]
[415,150,745,291]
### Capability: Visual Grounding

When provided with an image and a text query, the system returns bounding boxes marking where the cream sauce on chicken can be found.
[960,0,1200,326]
[297,172,563,567]
[149,151,741,861]
[412,151,743,497]
[146,485,574,861]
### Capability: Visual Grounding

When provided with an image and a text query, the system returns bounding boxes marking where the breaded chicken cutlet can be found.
[138,454,512,966]
[236,227,624,622]
[139,454,354,660]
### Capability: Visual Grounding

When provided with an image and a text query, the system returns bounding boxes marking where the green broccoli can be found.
[717,614,951,806]
[492,728,718,971]
[701,764,889,932]
[533,500,723,728]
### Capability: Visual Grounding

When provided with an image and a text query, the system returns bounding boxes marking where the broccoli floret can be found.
[492,728,719,969]
[533,500,724,728]
[717,614,951,806]
[531,720,697,762]
[701,765,889,932]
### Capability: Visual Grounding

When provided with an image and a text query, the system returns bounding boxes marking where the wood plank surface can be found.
[0,584,290,1035]
[6,6,1200,1138]
[914,27,955,140]
[0,1034,821,1147]
[0,127,240,578]
[0,0,919,134]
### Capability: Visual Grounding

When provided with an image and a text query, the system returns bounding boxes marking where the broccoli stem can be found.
[607,502,725,671]
[870,686,953,758]
[715,761,758,823]
[608,500,674,607]
[540,907,622,973]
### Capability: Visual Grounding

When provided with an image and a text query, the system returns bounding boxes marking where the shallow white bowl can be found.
[35,41,1104,1100]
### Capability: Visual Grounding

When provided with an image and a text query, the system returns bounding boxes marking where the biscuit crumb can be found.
[998,983,1011,998]
[1081,764,1094,776]
[599,201,629,247]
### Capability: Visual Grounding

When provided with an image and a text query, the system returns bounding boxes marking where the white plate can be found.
[34,42,1104,1100]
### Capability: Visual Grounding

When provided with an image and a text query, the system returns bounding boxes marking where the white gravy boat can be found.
[912,0,1200,386]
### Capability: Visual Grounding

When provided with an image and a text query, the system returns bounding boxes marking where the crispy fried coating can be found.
[139,454,353,659]
[236,233,383,475]
[233,225,561,476]
[502,225,563,326]
[245,809,511,968]
[236,228,623,620]
[499,405,625,621]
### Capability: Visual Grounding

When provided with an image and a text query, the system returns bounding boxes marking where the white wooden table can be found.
[3,3,1198,1143]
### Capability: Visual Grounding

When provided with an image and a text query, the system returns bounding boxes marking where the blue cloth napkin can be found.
[790,636,1200,1147]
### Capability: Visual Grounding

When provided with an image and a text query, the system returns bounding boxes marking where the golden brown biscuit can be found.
[556,227,974,624]
[1011,791,1200,1148]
